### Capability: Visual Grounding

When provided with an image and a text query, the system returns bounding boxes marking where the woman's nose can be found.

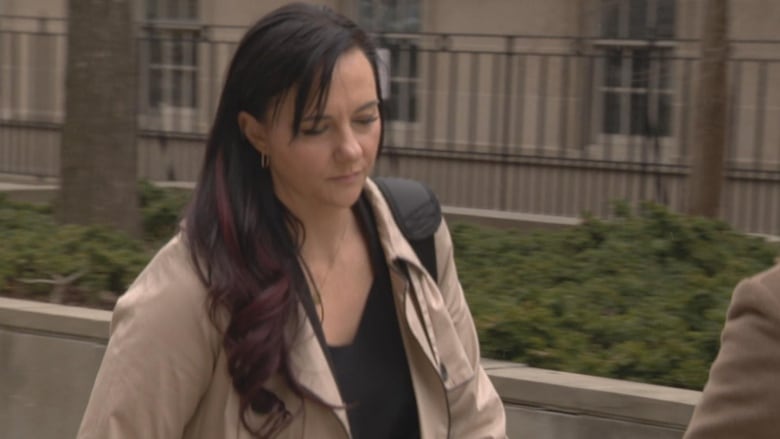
[335,127,362,160]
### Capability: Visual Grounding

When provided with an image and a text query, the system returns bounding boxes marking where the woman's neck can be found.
[273,186,360,258]
[299,207,355,257]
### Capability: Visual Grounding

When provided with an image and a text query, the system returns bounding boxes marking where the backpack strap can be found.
[373,177,442,282]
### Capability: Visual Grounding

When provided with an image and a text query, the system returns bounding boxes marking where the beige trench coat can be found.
[683,262,780,438]
[77,180,507,438]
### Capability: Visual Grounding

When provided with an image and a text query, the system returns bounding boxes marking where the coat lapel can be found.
[388,266,439,366]
[286,302,350,436]
[364,180,441,371]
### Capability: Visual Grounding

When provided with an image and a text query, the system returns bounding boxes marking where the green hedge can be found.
[0,181,188,307]
[0,186,776,389]
[138,180,192,245]
[453,202,777,390]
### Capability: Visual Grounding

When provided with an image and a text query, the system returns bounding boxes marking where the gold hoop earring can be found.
[261,153,270,168]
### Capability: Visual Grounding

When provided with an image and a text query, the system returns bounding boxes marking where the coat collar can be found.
[361,179,429,275]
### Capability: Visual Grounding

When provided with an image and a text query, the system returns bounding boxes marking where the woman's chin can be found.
[331,181,365,208]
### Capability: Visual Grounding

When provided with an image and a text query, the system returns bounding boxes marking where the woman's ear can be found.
[238,111,269,155]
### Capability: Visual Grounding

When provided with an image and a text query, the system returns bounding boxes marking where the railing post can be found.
[500,36,515,210]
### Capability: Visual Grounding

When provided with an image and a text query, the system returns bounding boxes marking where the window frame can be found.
[139,0,201,133]
[596,41,675,138]
[594,0,677,142]
[356,0,421,124]
[377,36,420,123]
[142,23,199,111]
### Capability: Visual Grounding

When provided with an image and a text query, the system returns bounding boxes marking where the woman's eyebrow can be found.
[353,100,380,113]
[301,100,380,122]
[302,113,328,122]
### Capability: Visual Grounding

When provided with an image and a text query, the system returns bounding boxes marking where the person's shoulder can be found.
[364,177,443,236]
[728,262,780,316]
[745,261,780,295]
[138,233,200,284]
[117,233,209,314]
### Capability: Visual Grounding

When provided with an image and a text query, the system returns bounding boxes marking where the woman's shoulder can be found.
[728,262,780,319]
[116,233,211,318]
[748,261,780,290]
[739,262,780,298]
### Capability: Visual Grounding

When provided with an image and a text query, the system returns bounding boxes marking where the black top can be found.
[326,196,420,439]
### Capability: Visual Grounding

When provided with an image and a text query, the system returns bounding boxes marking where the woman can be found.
[77,3,506,439]
[683,263,780,438]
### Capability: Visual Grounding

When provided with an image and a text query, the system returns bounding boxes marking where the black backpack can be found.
[373,177,442,282]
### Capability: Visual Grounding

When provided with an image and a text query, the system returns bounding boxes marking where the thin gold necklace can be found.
[306,218,350,311]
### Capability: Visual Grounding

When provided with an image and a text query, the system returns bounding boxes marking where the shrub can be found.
[453,202,778,390]
[0,181,191,308]
[138,180,190,245]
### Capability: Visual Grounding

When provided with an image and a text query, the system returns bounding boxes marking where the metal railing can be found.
[2,16,780,234]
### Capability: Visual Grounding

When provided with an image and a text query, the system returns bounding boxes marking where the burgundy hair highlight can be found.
[209,149,297,436]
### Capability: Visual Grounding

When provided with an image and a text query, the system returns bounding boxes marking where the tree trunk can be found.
[686,0,729,217]
[57,0,139,236]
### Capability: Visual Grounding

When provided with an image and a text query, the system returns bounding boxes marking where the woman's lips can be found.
[330,170,362,184]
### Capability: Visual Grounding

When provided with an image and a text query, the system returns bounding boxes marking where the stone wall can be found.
[0,298,700,438]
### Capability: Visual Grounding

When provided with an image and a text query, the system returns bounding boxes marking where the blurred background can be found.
[1,0,777,235]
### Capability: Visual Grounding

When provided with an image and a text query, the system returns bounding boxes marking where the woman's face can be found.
[241,48,381,218]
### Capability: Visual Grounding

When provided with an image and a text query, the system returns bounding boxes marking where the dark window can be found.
[600,0,675,40]
[144,0,199,110]
[146,0,198,20]
[599,0,675,137]
[358,0,420,33]
[358,0,420,122]
[601,48,673,136]
[383,40,418,122]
